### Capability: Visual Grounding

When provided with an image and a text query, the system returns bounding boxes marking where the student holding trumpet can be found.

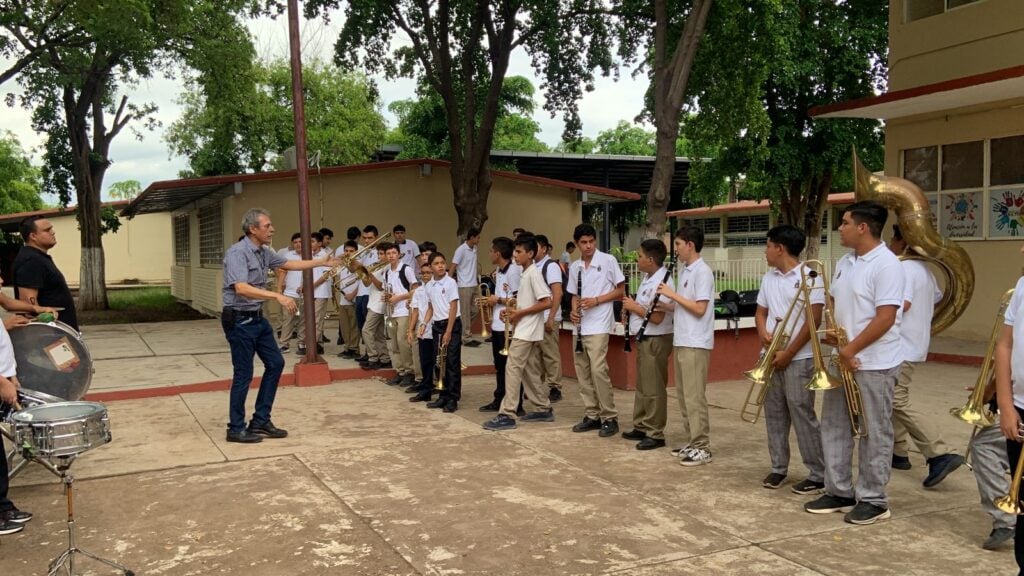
[479,237,523,414]
[995,242,1024,573]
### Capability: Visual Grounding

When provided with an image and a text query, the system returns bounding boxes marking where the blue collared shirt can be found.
[222,238,287,310]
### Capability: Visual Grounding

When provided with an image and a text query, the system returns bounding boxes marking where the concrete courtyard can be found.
[0,320,1015,575]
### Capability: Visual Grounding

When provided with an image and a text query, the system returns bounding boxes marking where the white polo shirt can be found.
[535,255,564,322]
[831,243,904,370]
[513,264,552,342]
[427,275,460,322]
[398,238,420,268]
[385,263,420,318]
[0,320,16,378]
[900,258,942,363]
[567,251,626,335]
[452,242,479,288]
[311,248,332,299]
[367,267,386,314]
[1005,277,1024,408]
[335,264,356,306]
[491,262,522,332]
[411,287,433,341]
[281,251,302,298]
[672,258,715,349]
[628,266,675,337]
[756,262,825,361]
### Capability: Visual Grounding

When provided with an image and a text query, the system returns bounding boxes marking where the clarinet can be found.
[636,262,676,343]
[574,266,584,354]
[622,272,632,352]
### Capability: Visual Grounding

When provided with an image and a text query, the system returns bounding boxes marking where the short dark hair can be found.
[393,224,406,233]
[429,252,447,266]
[362,224,379,236]
[290,232,302,241]
[533,234,550,250]
[377,242,394,253]
[512,227,526,235]
[19,216,42,241]
[420,241,436,253]
[674,225,704,253]
[384,243,400,254]
[492,236,514,260]
[343,240,358,250]
[515,235,538,257]
[566,241,575,250]
[319,227,334,238]
[466,227,481,240]
[844,200,887,238]
[891,224,903,241]
[766,224,806,257]
[346,226,361,240]
[311,231,324,243]
[573,223,597,242]
[639,239,667,264]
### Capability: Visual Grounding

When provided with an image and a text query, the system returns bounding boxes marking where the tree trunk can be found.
[802,170,833,262]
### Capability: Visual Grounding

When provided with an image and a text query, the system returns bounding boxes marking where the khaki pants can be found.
[362,310,389,362]
[338,305,360,353]
[277,296,301,347]
[386,315,415,376]
[632,334,672,439]
[574,334,617,421]
[539,326,562,390]
[893,361,950,460]
[299,298,328,346]
[673,347,711,450]
[500,339,548,418]
[458,286,479,341]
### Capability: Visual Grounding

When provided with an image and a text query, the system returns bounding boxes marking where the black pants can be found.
[1007,405,1024,576]
[0,434,13,513]
[419,337,436,387]
[432,318,462,402]
[491,331,523,409]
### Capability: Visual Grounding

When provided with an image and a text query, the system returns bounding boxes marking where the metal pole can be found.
[287,0,320,363]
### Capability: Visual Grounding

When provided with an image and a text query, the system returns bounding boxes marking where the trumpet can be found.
[950,288,1014,427]
[383,277,396,331]
[574,267,584,354]
[476,282,492,339]
[500,293,515,356]
[322,232,394,282]
[434,342,448,391]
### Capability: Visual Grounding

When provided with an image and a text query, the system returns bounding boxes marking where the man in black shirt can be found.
[12,216,78,332]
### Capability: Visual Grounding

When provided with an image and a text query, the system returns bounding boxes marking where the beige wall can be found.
[46,211,172,286]
[889,0,1024,90]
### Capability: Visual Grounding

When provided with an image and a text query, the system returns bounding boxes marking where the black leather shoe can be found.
[387,374,404,386]
[442,400,458,413]
[636,437,666,451]
[248,421,288,439]
[427,398,446,409]
[572,417,602,433]
[355,354,369,363]
[598,418,619,438]
[360,361,382,370]
[622,429,647,441]
[226,430,263,443]
[316,343,325,354]
[548,387,562,402]
[479,401,501,412]
[410,391,432,402]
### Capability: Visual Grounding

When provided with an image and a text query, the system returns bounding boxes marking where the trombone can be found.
[476,282,492,339]
[322,232,394,282]
[951,288,1014,428]
[434,342,448,391]
[500,294,515,357]
[340,260,388,291]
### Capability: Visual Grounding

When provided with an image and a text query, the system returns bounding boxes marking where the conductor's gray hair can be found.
[241,208,271,236]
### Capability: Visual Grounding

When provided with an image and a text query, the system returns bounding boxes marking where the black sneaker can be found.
[387,375,404,386]
[356,354,369,363]
[226,429,263,443]
[336,336,345,345]
[598,418,619,438]
[983,527,1015,550]
[465,340,482,348]
[791,479,826,495]
[0,518,24,536]
[923,453,965,488]
[548,387,562,402]
[322,335,330,344]
[516,406,527,418]
[296,346,307,355]
[248,421,288,439]
[572,417,602,433]
[804,494,856,514]
[892,454,912,470]
[636,437,666,451]
[844,502,891,525]
[483,414,517,430]
[316,343,325,354]
[399,374,416,386]
[521,410,554,423]
[621,429,647,441]
[3,509,32,524]
[762,473,787,489]
[360,361,382,371]
[479,401,501,412]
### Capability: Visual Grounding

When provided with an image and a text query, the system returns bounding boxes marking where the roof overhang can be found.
[666,192,854,218]
[0,201,131,228]
[810,65,1024,120]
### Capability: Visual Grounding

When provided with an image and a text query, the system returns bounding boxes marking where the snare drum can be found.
[12,402,111,458]
[0,388,65,422]
[9,321,93,401]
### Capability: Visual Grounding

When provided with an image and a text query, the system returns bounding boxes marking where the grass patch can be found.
[79,287,211,325]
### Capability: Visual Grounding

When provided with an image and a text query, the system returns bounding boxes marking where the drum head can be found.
[9,321,92,401]
[12,401,106,423]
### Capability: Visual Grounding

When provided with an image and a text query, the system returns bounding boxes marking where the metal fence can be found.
[619,258,838,295]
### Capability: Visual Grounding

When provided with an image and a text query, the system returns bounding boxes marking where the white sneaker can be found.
[679,447,713,466]
[670,444,691,457]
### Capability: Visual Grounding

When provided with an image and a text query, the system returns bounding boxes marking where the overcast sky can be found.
[0,13,649,203]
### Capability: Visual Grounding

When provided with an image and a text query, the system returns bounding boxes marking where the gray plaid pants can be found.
[970,423,1016,530]
[764,358,825,482]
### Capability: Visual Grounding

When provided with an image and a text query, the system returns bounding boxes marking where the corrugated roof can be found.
[667,192,854,218]
[0,200,131,226]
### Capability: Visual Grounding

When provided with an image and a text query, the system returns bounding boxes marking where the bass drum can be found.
[9,321,93,401]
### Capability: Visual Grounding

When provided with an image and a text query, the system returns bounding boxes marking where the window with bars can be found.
[905,0,982,23]
[685,217,722,235]
[725,236,768,247]
[173,215,190,266]
[726,214,769,234]
[198,203,224,266]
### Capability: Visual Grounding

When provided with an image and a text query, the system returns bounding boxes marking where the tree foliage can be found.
[1,0,264,309]
[107,180,142,201]
[0,131,42,214]
[166,59,388,176]
[306,0,615,236]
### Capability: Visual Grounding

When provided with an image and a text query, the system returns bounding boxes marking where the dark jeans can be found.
[0,434,12,513]
[1007,405,1024,576]
[419,337,436,387]
[433,318,462,402]
[355,295,369,331]
[222,310,285,434]
[491,331,523,409]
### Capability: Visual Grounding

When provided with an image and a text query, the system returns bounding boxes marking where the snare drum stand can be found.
[47,455,134,576]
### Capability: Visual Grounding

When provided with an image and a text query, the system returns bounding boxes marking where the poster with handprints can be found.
[941,192,980,238]
[990,188,1024,238]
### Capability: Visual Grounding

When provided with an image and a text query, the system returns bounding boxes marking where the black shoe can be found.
[399,374,416,386]
[406,383,426,394]
[322,335,330,344]
[248,421,288,439]
[762,473,787,489]
[442,400,458,413]
[844,502,891,525]
[791,479,826,495]
[427,398,446,409]
[479,401,501,412]
[3,509,32,524]
[516,406,526,418]
[296,346,307,355]
[356,354,369,363]
[316,343,324,354]
[360,361,382,371]
[280,344,290,352]
[226,429,264,443]
[598,419,619,438]
[621,429,647,441]
[572,417,602,433]
[387,374,404,386]
[548,387,562,402]
[410,391,432,402]
[804,494,856,514]
[379,359,393,368]
[983,527,1015,550]
[923,453,965,488]
[521,410,555,423]
[465,340,482,348]
[636,437,666,451]
[336,336,345,345]
[892,454,912,470]
[483,414,517,430]
[0,519,24,536]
